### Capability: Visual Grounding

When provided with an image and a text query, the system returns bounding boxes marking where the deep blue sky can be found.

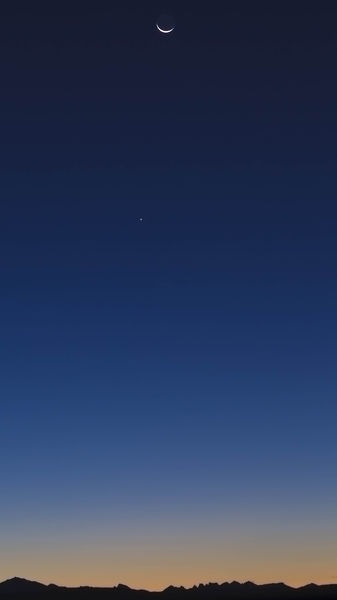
[1,0,337,589]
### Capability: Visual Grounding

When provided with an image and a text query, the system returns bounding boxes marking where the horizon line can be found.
[2,576,337,593]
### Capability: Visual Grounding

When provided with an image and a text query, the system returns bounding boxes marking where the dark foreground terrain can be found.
[1,578,337,600]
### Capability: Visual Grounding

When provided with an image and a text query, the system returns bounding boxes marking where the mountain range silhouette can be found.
[1,578,337,600]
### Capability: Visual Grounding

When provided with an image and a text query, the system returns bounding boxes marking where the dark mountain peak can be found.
[1,578,44,586]
[299,583,319,592]
[116,585,133,592]
[47,584,62,590]
[196,584,219,590]
[0,578,46,592]
[164,586,186,593]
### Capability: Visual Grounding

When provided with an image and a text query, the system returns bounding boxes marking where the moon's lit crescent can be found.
[156,24,175,34]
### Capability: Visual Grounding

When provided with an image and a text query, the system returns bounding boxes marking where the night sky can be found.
[1,0,337,590]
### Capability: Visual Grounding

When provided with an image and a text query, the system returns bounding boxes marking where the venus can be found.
[156,13,175,34]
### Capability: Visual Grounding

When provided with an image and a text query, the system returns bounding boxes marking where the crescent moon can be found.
[156,24,175,34]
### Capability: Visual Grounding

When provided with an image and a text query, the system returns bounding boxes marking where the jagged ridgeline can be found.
[1,578,337,600]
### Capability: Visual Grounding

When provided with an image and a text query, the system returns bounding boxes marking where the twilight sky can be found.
[1,0,337,590]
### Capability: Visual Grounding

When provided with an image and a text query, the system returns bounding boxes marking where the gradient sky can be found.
[1,0,337,590]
